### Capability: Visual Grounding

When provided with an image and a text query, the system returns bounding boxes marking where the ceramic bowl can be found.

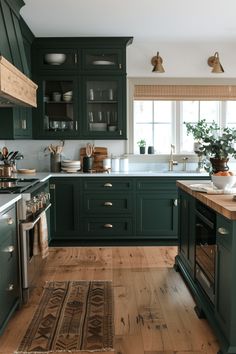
[44,53,66,65]
[211,175,236,189]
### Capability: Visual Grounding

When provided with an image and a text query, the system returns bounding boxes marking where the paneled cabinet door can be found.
[215,215,232,340]
[33,76,79,139]
[0,205,19,334]
[178,190,195,276]
[49,179,80,240]
[82,75,126,139]
[136,191,178,239]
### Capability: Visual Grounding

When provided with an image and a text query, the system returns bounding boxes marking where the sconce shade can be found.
[208,52,224,73]
[151,52,165,73]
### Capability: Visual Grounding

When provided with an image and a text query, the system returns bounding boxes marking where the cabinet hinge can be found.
[119,63,122,69]
[50,184,55,190]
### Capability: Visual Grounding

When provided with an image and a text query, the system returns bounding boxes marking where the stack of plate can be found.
[61,160,81,173]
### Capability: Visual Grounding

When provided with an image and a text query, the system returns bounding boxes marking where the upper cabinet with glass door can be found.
[83,76,125,138]
[82,48,123,72]
[33,48,79,71]
[32,37,133,139]
[33,76,79,139]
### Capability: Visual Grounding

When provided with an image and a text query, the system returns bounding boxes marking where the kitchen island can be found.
[176,180,236,354]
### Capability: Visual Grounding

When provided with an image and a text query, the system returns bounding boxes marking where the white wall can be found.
[2,41,236,171]
[127,41,236,78]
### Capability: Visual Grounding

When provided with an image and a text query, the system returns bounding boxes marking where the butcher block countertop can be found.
[177,180,236,220]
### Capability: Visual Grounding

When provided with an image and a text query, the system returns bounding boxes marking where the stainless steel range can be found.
[0,177,51,303]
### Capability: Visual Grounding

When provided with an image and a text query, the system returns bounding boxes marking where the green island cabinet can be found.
[0,0,34,139]
[31,37,133,139]
[0,204,20,335]
[175,187,236,354]
[49,176,207,246]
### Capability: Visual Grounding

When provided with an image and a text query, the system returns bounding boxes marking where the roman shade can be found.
[134,85,236,100]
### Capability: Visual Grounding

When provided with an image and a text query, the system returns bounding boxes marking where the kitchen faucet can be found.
[169,144,178,171]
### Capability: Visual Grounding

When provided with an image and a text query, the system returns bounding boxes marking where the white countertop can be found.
[0,194,21,213]
[0,170,208,212]
[28,170,209,180]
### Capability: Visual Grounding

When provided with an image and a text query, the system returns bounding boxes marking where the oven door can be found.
[20,204,51,303]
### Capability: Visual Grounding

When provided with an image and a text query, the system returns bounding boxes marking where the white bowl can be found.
[63,95,72,102]
[211,175,236,189]
[44,53,66,65]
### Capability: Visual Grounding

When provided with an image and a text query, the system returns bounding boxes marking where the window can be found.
[133,100,236,154]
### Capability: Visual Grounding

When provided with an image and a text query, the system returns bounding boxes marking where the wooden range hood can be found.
[0,56,38,107]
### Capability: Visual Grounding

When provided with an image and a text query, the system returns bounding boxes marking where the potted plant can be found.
[185,119,236,173]
[137,139,146,154]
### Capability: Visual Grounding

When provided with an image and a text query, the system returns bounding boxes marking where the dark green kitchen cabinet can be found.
[0,107,32,139]
[80,177,135,240]
[33,75,79,139]
[31,37,132,139]
[49,178,80,240]
[0,204,20,335]
[178,189,196,277]
[82,75,126,138]
[175,184,236,354]
[136,178,178,240]
[215,215,233,342]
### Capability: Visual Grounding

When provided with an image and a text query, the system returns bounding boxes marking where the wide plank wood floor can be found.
[0,246,220,354]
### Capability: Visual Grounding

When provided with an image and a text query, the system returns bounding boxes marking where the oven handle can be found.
[195,210,214,230]
[20,203,51,231]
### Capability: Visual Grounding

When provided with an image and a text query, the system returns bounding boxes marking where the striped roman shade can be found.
[134,85,236,100]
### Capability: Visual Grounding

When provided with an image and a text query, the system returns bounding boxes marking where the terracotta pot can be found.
[210,157,229,173]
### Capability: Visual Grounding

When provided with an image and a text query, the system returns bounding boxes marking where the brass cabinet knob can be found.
[104,202,113,207]
[7,284,14,291]
[104,183,112,188]
[103,223,113,228]
[7,218,13,225]
[217,227,229,235]
[4,245,14,253]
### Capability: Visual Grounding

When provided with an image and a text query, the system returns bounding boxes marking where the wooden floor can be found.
[0,246,220,354]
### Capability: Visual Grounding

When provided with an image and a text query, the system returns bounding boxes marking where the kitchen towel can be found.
[33,211,49,259]
[189,183,236,194]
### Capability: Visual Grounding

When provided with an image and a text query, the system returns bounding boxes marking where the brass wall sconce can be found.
[207,52,224,73]
[151,51,165,73]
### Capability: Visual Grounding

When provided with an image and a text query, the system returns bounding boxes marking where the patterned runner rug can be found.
[16,281,114,354]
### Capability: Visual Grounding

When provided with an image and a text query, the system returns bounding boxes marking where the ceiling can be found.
[20,0,236,42]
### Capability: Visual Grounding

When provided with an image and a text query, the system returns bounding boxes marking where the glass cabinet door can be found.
[34,77,79,138]
[83,49,123,71]
[34,49,78,70]
[83,76,124,138]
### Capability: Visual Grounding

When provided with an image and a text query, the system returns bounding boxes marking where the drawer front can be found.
[82,178,134,191]
[136,178,177,191]
[81,217,133,237]
[82,193,133,214]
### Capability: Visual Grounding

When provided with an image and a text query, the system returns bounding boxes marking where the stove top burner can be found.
[0,178,40,193]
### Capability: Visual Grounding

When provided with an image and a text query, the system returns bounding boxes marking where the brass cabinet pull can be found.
[104,202,113,207]
[217,227,229,235]
[7,284,14,291]
[104,183,112,188]
[4,245,14,253]
[7,218,13,225]
[104,223,113,228]
[173,199,178,207]
[119,63,122,69]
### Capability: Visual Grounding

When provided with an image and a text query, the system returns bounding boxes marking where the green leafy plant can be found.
[185,119,236,159]
[184,119,219,141]
[137,139,146,147]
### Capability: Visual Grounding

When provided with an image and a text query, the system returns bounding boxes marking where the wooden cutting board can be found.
[80,146,108,172]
